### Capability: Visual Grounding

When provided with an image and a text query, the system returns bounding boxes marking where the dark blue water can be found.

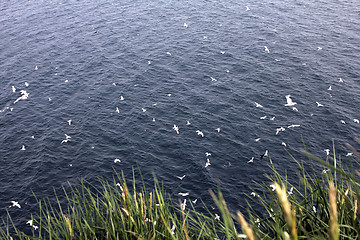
[1,0,359,227]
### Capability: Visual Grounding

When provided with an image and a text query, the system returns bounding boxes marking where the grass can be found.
[1,138,360,239]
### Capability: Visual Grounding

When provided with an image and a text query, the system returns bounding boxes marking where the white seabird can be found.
[285,95,297,106]
[264,46,270,53]
[176,175,186,180]
[316,102,324,107]
[196,130,204,137]
[173,125,179,134]
[178,192,189,197]
[255,102,263,108]
[10,201,21,208]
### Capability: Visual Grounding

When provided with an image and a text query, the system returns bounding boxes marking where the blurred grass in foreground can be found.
[1,138,360,239]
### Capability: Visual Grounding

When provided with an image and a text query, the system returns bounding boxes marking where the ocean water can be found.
[1,0,359,226]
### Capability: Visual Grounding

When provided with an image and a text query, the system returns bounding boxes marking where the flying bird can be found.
[248,157,254,163]
[215,128,221,132]
[285,95,297,106]
[21,145,26,151]
[173,125,179,134]
[255,102,263,108]
[264,46,270,53]
[178,192,189,197]
[316,102,324,107]
[114,158,121,163]
[12,86,16,93]
[9,201,21,208]
[196,130,204,137]
[67,120,72,125]
[176,175,186,180]
[184,23,188,28]
[205,158,211,168]
[205,152,211,157]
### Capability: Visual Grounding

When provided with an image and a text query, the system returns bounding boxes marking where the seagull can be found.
[184,23,188,28]
[354,119,359,123]
[292,107,298,112]
[246,6,250,11]
[35,66,38,70]
[205,158,211,168]
[346,153,353,157]
[322,169,330,174]
[64,134,71,139]
[250,192,256,197]
[324,149,330,156]
[282,142,287,147]
[112,83,116,86]
[275,127,285,135]
[14,90,29,104]
[264,46,270,53]
[192,199,198,204]
[33,225,39,230]
[264,150,268,157]
[9,201,21,208]
[275,59,280,62]
[317,47,322,50]
[48,97,52,101]
[173,125,179,134]
[115,107,120,113]
[205,152,211,157]
[181,199,187,210]
[12,86,16,93]
[203,36,208,39]
[215,128,221,132]
[26,220,33,226]
[120,96,124,101]
[288,187,294,195]
[255,102,263,108]
[21,145,26,151]
[166,52,172,56]
[186,121,191,125]
[313,206,317,213]
[270,116,275,121]
[269,184,276,191]
[67,120,72,125]
[316,102,324,107]
[61,139,71,144]
[248,157,254,163]
[24,82,29,87]
[176,175,186,180]
[285,95,297,106]
[340,120,346,124]
[339,78,344,82]
[260,116,267,120]
[210,77,217,81]
[178,192,189,197]
[196,130,204,137]
[287,124,300,128]
[220,51,225,54]
[255,138,261,142]
[171,225,176,235]
[215,214,220,221]
[114,158,121,163]
[328,86,332,91]
[152,118,156,122]
[142,108,147,112]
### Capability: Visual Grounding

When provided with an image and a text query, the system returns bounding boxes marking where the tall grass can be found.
[1,139,359,239]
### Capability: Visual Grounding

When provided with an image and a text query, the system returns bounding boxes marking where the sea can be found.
[0,0,359,228]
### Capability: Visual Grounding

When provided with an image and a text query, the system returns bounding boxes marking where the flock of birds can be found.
[3,3,359,227]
